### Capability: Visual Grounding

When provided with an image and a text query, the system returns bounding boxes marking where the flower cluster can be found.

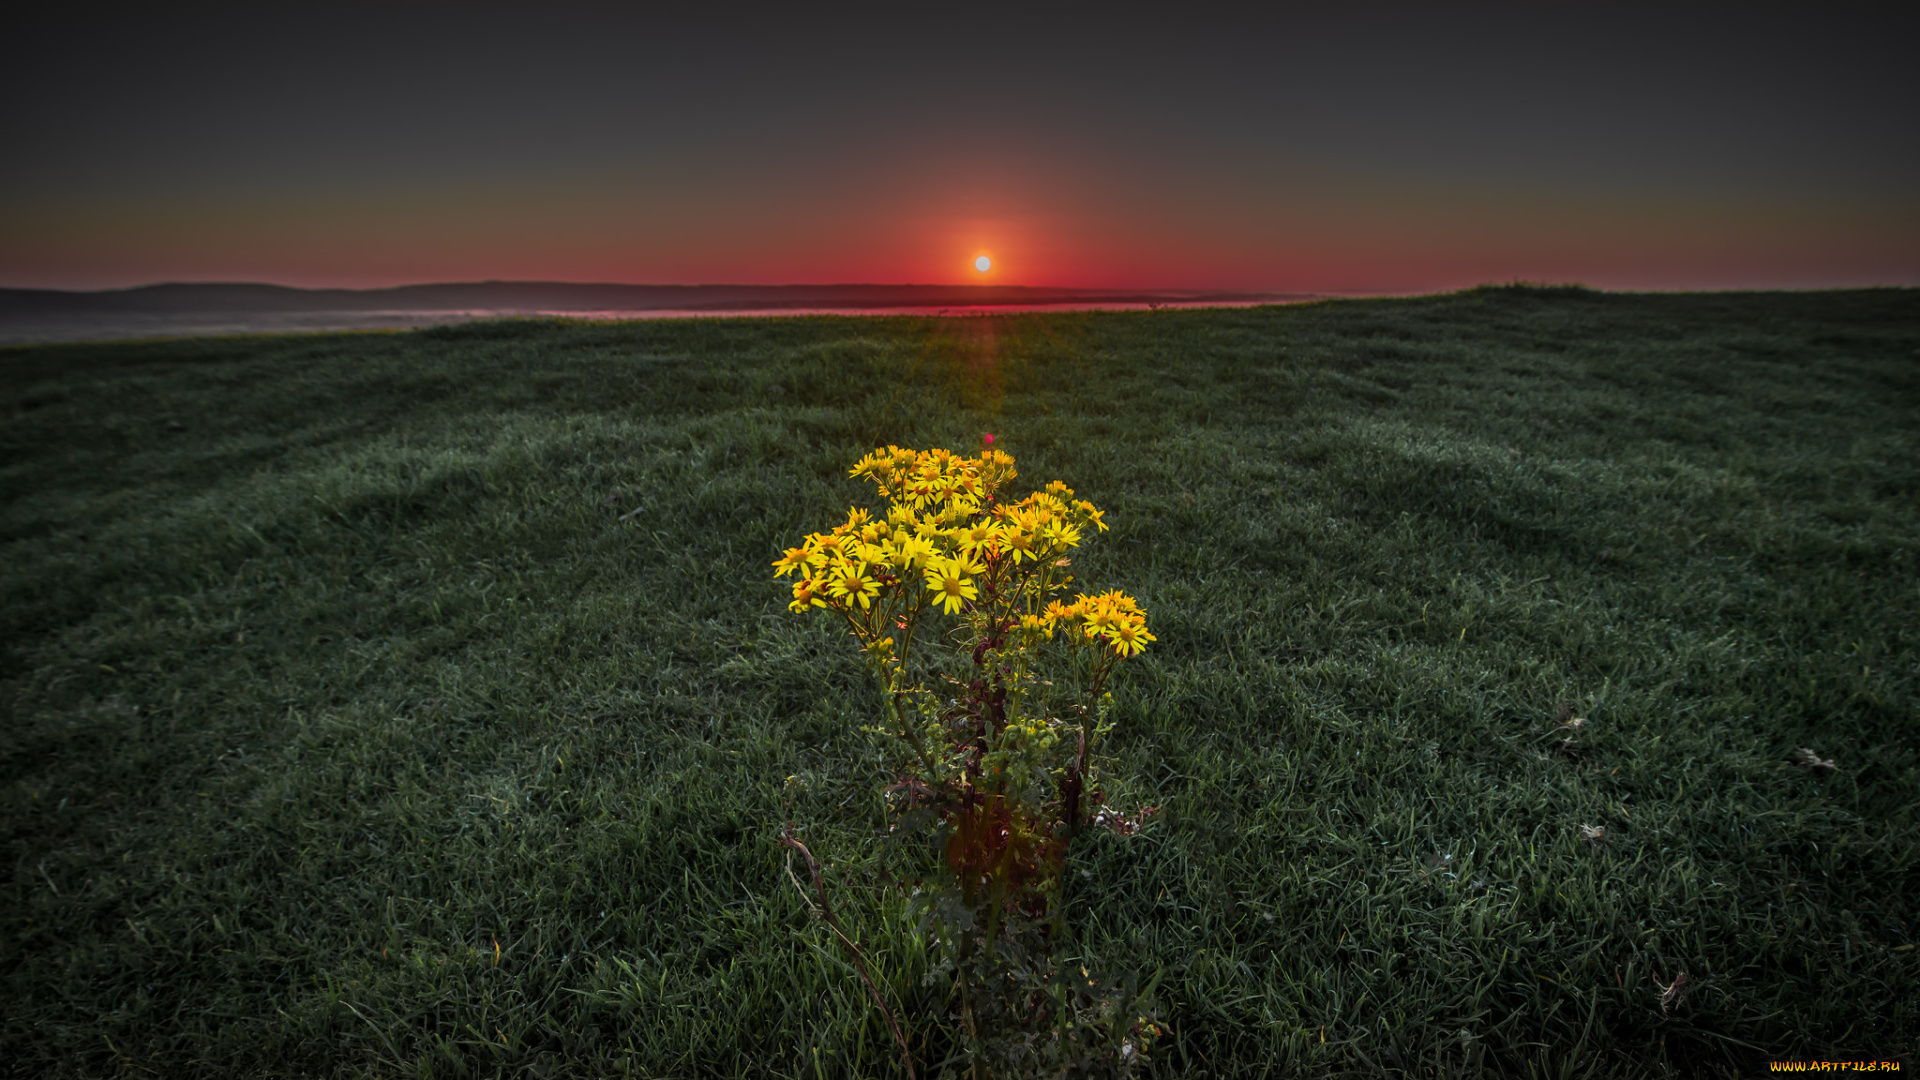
[1034,590,1155,656]
[772,446,1152,673]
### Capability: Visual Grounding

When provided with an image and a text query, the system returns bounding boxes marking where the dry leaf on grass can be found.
[1655,970,1691,1014]
[1790,748,1837,775]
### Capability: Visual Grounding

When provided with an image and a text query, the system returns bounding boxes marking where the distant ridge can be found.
[0,281,1308,315]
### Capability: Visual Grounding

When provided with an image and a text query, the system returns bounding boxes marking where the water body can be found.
[0,284,1319,345]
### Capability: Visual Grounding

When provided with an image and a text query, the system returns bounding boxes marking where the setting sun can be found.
[974,255,992,273]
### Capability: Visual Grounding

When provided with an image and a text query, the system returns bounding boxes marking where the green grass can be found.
[3,287,1917,1078]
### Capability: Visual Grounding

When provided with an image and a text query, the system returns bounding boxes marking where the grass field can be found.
[3,287,1917,1078]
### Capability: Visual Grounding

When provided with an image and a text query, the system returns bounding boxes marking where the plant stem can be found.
[778,828,917,1080]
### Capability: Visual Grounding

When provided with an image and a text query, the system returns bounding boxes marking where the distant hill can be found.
[0,281,1307,315]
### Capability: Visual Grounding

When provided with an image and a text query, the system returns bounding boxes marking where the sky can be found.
[3,4,1916,293]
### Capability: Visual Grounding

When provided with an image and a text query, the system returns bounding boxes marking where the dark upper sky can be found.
[4,4,1915,292]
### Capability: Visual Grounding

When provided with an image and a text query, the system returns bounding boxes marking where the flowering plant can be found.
[776,444,1160,1076]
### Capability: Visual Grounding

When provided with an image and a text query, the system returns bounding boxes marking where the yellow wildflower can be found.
[772,546,812,577]
[849,451,891,482]
[827,561,883,610]
[954,520,1003,558]
[924,556,981,615]
[790,578,827,612]
[1041,519,1083,549]
[897,534,937,569]
[1081,597,1118,638]
[1000,527,1035,563]
[1106,620,1155,656]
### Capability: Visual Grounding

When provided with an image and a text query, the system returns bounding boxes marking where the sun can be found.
[974,255,992,273]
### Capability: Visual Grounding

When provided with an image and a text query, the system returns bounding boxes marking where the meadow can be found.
[2,287,1916,1078]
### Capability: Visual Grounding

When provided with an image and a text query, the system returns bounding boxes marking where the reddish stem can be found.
[779,828,917,1080]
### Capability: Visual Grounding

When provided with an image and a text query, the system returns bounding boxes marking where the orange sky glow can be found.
[1,8,1913,294]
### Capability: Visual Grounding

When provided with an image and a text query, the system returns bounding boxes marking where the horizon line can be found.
[6,278,1916,298]
[1,279,1315,297]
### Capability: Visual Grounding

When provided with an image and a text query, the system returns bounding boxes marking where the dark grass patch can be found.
[3,290,1917,1077]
